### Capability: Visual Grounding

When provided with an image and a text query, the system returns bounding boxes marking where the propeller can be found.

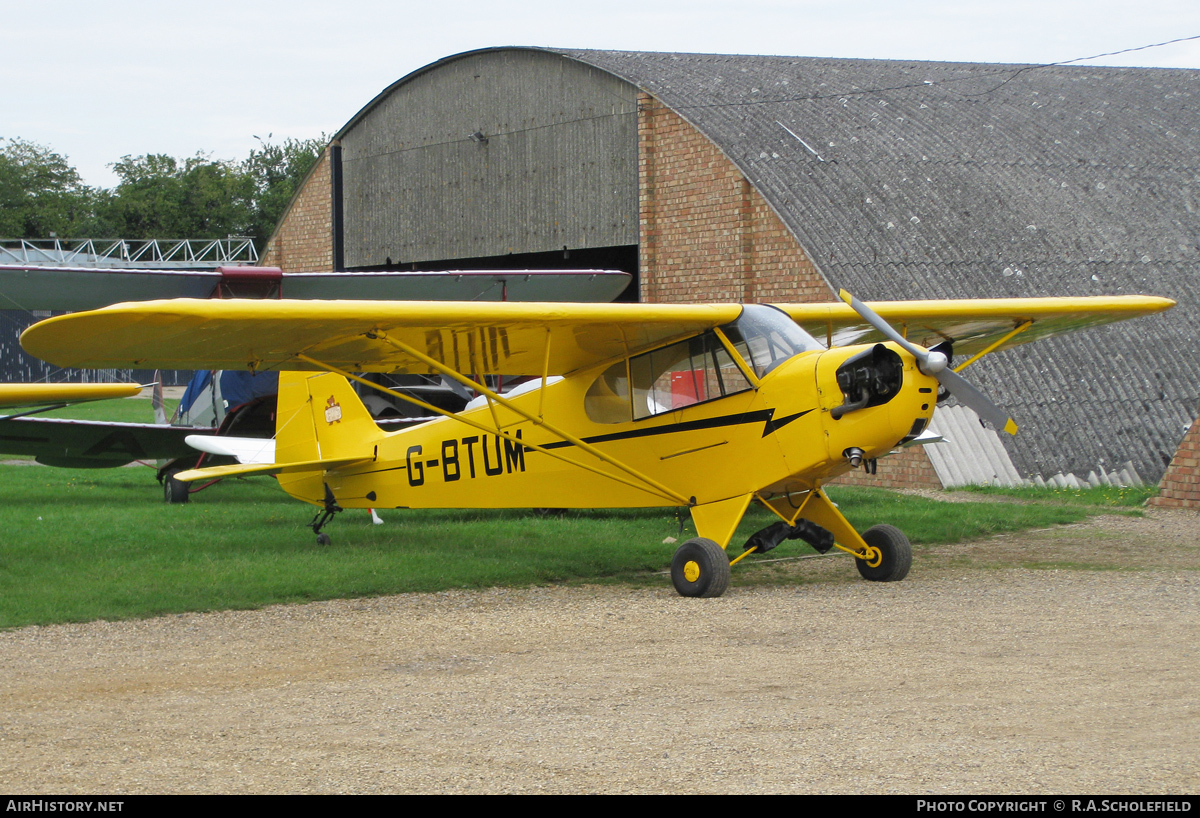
[838,289,1018,436]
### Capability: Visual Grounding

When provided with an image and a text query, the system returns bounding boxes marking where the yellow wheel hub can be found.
[863,545,883,568]
[683,560,701,583]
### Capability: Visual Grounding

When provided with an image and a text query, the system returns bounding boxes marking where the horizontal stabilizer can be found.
[175,455,372,483]
[185,434,276,464]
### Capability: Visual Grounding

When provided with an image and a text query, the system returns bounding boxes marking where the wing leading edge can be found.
[20,299,742,376]
[779,295,1175,358]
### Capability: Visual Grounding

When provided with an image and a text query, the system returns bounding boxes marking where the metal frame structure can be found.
[0,238,258,269]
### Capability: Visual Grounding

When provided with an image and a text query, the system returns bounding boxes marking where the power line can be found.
[670,33,1200,111]
[963,33,1200,96]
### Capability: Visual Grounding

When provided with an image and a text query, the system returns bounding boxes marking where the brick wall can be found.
[637,94,830,305]
[260,148,334,272]
[1150,405,1200,508]
[829,445,944,490]
[636,92,947,491]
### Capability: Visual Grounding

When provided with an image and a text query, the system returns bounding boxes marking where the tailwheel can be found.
[309,482,342,547]
[670,537,731,598]
[855,524,912,582]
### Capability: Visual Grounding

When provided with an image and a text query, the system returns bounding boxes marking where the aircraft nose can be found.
[827,343,905,419]
[816,343,938,462]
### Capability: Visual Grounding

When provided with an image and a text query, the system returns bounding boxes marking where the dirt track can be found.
[2,509,1198,794]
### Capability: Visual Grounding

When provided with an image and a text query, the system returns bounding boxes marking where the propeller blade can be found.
[838,289,1018,436]
[838,289,927,361]
[936,368,1018,436]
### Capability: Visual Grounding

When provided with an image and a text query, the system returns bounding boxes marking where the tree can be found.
[1,135,326,248]
[242,135,326,250]
[96,153,255,240]
[0,138,96,239]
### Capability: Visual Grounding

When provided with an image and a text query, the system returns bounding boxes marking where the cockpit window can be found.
[720,304,824,378]
[583,306,821,424]
[628,331,747,420]
[585,329,756,423]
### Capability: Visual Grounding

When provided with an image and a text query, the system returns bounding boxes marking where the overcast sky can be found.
[4,0,1200,188]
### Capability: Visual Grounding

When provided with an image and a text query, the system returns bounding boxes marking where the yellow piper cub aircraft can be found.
[21,292,1173,597]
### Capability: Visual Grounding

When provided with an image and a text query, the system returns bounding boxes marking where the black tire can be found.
[670,537,732,598]
[163,470,190,504]
[856,524,912,582]
[316,533,332,546]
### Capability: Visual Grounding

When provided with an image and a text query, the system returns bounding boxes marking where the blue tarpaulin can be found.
[179,370,279,415]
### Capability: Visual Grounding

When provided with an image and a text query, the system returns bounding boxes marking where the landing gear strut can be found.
[680,489,915,597]
[309,483,341,546]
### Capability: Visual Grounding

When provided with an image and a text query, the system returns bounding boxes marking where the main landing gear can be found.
[670,538,731,598]
[162,467,190,504]
[669,489,913,598]
[855,524,912,582]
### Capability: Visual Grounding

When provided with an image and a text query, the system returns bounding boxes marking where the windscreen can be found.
[721,304,824,378]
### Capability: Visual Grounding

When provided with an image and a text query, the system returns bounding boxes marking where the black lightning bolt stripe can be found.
[534,408,813,451]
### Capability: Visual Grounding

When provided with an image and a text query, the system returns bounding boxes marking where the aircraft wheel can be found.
[856,525,912,582]
[316,533,332,546]
[670,537,731,598]
[163,469,190,504]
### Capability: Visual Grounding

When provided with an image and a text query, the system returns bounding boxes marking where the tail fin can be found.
[271,371,382,506]
[172,372,379,505]
[275,371,383,465]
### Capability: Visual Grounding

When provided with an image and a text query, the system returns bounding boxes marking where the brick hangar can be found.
[261,47,1200,506]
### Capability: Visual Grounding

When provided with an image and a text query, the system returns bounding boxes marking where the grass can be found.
[37,396,178,424]
[0,463,1117,629]
[0,395,1167,628]
[959,483,1156,508]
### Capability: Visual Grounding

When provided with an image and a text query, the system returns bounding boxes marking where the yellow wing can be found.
[20,299,741,375]
[20,296,1173,376]
[779,295,1175,357]
[0,382,142,409]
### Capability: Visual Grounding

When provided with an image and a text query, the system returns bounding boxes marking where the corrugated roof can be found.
[545,48,1200,482]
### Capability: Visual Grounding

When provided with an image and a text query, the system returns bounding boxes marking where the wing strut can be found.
[294,353,692,506]
[952,320,1032,373]
[359,331,694,506]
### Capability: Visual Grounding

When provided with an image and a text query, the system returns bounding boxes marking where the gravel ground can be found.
[2,508,1198,794]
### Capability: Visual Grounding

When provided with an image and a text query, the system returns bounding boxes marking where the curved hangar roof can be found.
[339,47,1200,482]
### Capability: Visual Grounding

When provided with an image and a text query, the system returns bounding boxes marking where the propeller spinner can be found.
[838,289,1018,436]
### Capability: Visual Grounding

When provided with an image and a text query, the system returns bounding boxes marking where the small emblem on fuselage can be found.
[325,396,342,424]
